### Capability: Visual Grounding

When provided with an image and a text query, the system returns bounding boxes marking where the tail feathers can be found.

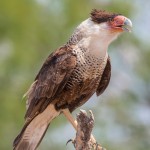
[13,104,60,150]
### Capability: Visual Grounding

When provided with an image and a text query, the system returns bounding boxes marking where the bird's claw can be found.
[92,142,106,150]
[66,138,76,148]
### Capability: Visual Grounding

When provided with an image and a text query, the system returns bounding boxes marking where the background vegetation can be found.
[0,0,150,150]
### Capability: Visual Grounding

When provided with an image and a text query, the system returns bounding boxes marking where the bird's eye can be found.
[108,18,113,22]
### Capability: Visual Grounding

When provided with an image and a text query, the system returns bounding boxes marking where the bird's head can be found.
[76,9,132,45]
[90,9,132,33]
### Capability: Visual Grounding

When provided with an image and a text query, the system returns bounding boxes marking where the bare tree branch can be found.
[75,110,106,150]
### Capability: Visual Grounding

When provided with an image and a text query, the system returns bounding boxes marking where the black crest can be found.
[90,9,119,24]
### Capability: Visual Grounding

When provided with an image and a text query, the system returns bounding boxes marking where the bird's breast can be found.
[66,47,108,90]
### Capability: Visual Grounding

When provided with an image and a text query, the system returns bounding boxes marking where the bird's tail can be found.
[13,104,60,150]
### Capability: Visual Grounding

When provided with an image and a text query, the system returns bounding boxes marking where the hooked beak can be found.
[122,18,132,32]
[110,15,132,32]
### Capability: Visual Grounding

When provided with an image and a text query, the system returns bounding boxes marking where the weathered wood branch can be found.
[75,110,106,150]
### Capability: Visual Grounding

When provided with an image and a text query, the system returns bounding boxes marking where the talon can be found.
[66,139,73,145]
[94,142,99,150]
[66,138,76,148]
[92,142,105,150]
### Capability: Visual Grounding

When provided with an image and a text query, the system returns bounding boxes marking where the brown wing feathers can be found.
[96,57,111,96]
[13,46,77,150]
[25,46,76,119]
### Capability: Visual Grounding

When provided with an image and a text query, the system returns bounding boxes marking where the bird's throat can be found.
[78,36,108,60]
[89,37,108,59]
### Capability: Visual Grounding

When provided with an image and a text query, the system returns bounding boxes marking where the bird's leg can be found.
[62,109,100,147]
[62,108,77,130]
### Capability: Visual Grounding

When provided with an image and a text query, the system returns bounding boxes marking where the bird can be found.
[13,9,132,150]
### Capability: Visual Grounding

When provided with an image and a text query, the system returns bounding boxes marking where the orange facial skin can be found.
[110,15,127,32]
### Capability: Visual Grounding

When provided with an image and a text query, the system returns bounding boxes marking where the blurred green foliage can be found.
[0,0,150,150]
